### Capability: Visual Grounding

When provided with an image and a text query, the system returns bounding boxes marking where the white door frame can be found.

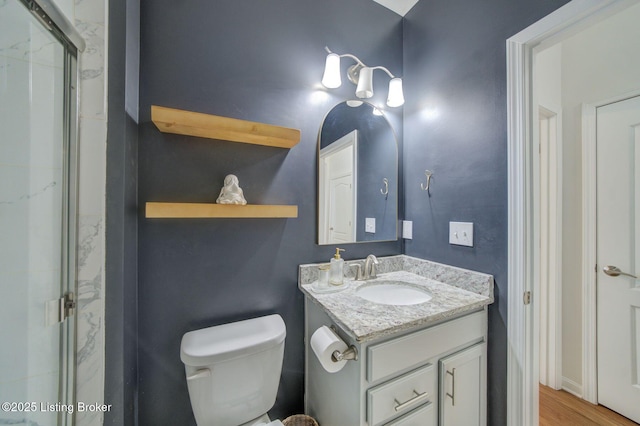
[537,105,563,390]
[506,1,636,424]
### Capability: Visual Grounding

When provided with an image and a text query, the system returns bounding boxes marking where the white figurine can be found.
[216,174,247,205]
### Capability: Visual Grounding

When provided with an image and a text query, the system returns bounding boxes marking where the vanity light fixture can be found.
[321,46,404,107]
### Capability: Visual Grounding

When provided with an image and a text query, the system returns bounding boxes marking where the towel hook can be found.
[421,170,433,193]
[380,178,389,196]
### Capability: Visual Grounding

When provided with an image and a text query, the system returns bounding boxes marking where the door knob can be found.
[603,265,637,279]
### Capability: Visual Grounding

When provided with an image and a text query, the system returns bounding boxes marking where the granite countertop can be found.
[299,255,494,343]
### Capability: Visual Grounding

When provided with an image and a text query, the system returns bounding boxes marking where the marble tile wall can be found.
[0,0,101,419]
[51,0,108,425]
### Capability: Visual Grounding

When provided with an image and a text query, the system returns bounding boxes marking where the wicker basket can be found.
[282,414,319,426]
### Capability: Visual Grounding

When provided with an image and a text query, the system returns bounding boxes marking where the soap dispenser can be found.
[329,248,345,286]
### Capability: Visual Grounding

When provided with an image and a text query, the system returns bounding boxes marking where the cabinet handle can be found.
[446,368,456,406]
[394,390,429,412]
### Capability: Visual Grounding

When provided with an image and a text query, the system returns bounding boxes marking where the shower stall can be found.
[0,0,84,424]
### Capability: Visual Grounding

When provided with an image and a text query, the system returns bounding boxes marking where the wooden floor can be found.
[540,385,638,425]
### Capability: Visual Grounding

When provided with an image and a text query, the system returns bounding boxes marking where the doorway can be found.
[507,0,640,424]
[0,1,81,424]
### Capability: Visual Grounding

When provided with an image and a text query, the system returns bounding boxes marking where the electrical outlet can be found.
[449,222,473,247]
[365,217,376,233]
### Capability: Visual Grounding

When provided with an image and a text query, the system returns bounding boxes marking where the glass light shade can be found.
[321,53,342,89]
[355,67,374,99]
[386,78,404,107]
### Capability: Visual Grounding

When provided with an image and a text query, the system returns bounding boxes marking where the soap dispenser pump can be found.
[329,248,345,286]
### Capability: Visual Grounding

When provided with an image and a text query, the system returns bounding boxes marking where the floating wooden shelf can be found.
[146,202,298,219]
[151,105,300,148]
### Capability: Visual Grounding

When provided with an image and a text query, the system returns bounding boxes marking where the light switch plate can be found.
[365,217,376,233]
[402,220,413,239]
[449,222,473,247]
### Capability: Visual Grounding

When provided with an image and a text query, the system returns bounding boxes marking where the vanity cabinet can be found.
[304,299,487,426]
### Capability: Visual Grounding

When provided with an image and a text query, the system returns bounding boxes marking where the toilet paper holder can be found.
[331,346,358,362]
[329,326,358,362]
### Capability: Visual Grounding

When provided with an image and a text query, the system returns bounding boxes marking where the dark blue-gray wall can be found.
[137,1,402,424]
[402,0,569,424]
[105,0,138,424]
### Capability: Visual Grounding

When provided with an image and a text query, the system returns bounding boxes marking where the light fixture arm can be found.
[324,46,366,68]
[324,47,397,78]
[369,65,396,79]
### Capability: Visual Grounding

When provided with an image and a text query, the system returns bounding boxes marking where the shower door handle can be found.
[603,265,637,279]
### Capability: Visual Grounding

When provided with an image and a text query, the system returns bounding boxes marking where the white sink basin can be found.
[355,281,432,306]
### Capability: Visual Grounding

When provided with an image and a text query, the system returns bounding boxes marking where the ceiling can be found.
[373,0,420,16]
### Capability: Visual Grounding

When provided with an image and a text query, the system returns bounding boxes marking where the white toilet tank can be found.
[180,314,286,426]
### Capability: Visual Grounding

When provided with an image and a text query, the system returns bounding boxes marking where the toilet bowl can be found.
[180,314,286,426]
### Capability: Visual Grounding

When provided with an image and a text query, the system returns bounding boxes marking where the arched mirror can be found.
[318,101,398,245]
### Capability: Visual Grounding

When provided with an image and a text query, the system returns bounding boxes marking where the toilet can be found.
[180,314,287,426]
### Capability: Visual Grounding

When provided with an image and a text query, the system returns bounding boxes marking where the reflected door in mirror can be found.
[319,130,357,244]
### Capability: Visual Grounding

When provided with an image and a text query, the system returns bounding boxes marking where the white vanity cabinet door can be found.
[439,343,486,426]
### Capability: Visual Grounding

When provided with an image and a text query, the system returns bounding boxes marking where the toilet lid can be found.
[181,314,286,366]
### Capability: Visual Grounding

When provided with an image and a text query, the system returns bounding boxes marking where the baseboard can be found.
[562,377,583,398]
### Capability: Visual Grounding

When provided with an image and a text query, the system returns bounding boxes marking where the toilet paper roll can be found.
[310,326,348,373]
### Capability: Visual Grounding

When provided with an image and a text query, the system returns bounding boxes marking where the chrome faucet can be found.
[364,254,379,279]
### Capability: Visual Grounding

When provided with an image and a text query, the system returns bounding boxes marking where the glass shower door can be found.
[0,0,77,424]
